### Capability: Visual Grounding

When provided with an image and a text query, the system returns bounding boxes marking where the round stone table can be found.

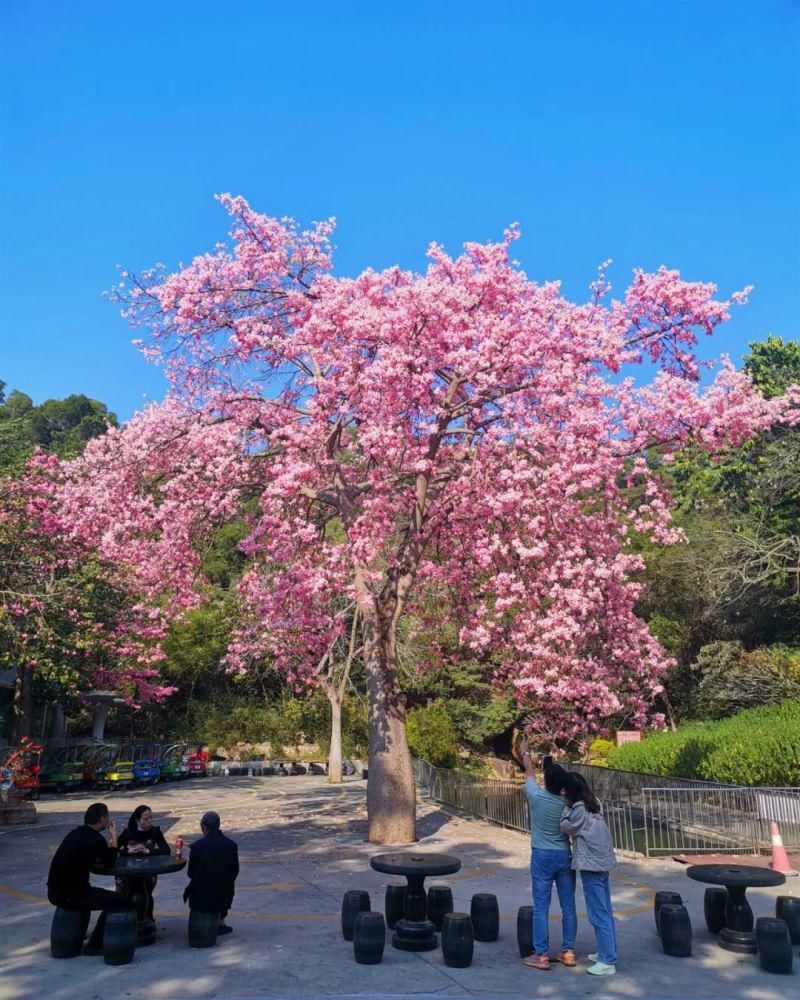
[93,855,187,945]
[370,852,461,951]
[686,863,785,953]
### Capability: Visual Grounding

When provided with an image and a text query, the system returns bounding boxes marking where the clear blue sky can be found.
[1,1,798,421]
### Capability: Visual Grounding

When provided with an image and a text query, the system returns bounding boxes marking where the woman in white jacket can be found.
[560,773,618,977]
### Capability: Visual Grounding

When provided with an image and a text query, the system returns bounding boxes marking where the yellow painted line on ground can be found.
[0,882,49,905]
[157,910,338,922]
[236,882,304,892]
[450,868,496,881]
[501,901,652,923]
[0,878,653,923]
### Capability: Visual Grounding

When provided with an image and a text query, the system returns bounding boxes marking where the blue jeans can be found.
[531,849,576,955]
[580,870,617,965]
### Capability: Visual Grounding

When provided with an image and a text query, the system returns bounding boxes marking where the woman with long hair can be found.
[560,772,618,977]
[116,804,171,920]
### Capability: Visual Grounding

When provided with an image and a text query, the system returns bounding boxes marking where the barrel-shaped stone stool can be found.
[704,887,728,934]
[776,896,800,946]
[189,910,219,948]
[385,885,406,929]
[342,890,371,941]
[427,885,454,931]
[756,917,793,974]
[516,905,534,958]
[659,903,692,957]
[654,891,683,933]
[442,912,474,968]
[103,910,137,966]
[50,908,88,959]
[353,911,386,965]
[470,893,499,942]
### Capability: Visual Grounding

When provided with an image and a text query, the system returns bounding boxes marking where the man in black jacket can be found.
[47,802,135,954]
[183,810,239,934]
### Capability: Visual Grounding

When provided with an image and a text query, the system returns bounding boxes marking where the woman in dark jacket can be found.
[116,804,171,919]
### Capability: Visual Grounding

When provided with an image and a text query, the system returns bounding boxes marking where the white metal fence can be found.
[641,786,800,856]
[412,758,800,858]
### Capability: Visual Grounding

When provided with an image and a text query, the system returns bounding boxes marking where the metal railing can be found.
[415,759,529,833]
[413,757,643,853]
[412,758,800,858]
[568,761,726,801]
[641,786,800,856]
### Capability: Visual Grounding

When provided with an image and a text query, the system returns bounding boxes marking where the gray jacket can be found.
[560,801,617,872]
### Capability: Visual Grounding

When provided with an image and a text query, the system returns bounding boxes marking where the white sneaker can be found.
[587,961,616,976]
[588,953,598,962]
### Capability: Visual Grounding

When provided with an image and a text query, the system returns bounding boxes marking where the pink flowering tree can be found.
[0,454,173,741]
[66,196,795,842]
[230,562,363,783]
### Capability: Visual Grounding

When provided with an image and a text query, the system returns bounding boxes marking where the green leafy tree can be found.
[690,640,800,719]
[744,335,800,399]
[406,701,460,768]
[0,385,117,475]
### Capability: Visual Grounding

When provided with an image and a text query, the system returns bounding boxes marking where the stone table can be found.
[93,855,187,945]
[370,851,461,952]
[686,863,785,953]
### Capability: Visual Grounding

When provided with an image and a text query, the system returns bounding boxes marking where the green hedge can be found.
[406,701,460,769]
[608,702,800,786]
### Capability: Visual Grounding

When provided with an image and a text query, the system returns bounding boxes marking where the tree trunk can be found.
[660,688,679,732]
[362,611,416,844]
[10,664,33,742]
[327,690,343,784]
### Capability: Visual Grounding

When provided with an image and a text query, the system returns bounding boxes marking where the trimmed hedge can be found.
[608,701,800,786]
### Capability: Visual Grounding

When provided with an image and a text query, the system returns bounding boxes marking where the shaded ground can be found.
[0,775,796,1000]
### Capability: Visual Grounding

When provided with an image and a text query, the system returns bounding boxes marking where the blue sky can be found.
[1,1,798,421]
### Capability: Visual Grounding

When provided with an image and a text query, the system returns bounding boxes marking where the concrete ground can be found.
[0,775,797,1000]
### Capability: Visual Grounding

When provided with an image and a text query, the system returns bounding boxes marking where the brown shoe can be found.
[523,954,551,970]
[555,949,577,967]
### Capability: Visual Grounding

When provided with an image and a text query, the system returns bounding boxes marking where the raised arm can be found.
[518,737,537,781]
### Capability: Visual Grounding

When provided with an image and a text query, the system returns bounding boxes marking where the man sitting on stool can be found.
[184,810,239,935]
[47,802,135,955]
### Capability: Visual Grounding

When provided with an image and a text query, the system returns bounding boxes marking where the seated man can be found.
[47,802,134,955]
[183,810,239,935]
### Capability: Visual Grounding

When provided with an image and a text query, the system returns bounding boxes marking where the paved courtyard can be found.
[0,775,796,1000]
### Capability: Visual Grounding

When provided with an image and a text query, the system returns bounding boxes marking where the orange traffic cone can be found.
[769,821,799,877]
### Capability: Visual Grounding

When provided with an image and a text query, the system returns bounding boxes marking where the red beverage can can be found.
[175,836,184,859]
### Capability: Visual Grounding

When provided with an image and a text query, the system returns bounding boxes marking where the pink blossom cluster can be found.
[67,196,798,737]
[1,455,174,704]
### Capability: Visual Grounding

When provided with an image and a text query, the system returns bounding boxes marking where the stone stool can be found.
[703,887,727,934]
[188,910,219,948]
[516,905,534,958]
[470,893,499,942]
[659,903,692,957]
[341,889,370,941]
[426,885,453,931]
[654,891,682,933]
[50,908,88,959]
[353,911,385,965]
[756,917,793,974]
[384,885,406,929]
[442,912,474,968]
[103,910,137,966]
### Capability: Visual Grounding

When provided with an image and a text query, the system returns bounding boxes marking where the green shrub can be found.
[609,701,800,785]
[690,641,800,719]
[406,701,460,768]
[457,756,495,778]
[586,739,615,766]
